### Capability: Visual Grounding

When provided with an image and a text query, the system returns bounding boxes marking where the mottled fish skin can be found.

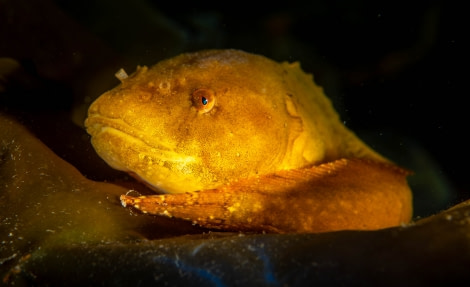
[86,50,412,233]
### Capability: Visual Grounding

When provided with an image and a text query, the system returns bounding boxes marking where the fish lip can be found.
[85,114,201,193]
[85,114,174,152]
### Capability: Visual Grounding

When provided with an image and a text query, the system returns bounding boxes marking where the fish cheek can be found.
[210,108,287,176]
[174,98,287,182]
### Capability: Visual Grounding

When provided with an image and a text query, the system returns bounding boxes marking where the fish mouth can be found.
[85,115,176,153]
[85,115,200,193]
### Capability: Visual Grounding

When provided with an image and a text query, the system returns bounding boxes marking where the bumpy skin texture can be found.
[85,49,412,233]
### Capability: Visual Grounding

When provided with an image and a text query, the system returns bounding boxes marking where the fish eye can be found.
[192,88,215,113]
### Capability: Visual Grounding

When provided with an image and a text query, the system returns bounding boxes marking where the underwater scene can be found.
[1,0,468,285]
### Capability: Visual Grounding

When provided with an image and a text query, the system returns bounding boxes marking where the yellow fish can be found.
[85,50,412,233]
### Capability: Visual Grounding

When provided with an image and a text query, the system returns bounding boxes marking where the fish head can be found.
[85,50,307,193]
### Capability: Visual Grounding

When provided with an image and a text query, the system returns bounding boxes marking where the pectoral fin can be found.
[120,159,412,233]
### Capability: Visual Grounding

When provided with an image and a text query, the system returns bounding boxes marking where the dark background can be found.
[1,0,466,215]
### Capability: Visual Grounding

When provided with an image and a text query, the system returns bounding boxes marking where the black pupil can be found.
[201,97,208,105]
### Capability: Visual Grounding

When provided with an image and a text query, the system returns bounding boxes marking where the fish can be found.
[85,49,412,233]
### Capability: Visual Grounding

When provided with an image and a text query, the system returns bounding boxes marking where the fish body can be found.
[85,50,412,233]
